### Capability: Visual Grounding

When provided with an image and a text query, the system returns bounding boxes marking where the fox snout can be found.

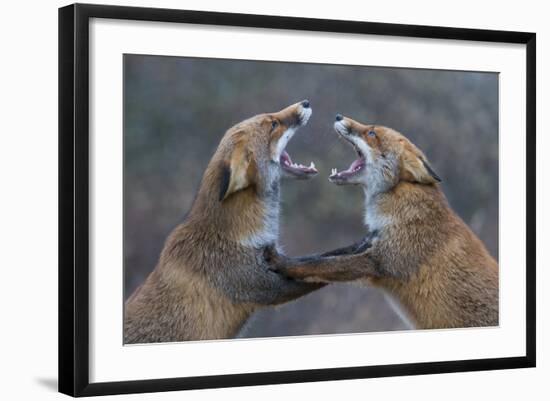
[334,114,349,137]
[272,100,312,128]
[270,100,317,179]
[328,114,370,185]
[333,114,368,138]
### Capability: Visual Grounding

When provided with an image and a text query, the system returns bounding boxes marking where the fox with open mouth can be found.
[270,114,499,330]
[124,100,323,343]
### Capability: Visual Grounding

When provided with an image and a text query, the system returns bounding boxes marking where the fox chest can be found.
[239,204,280,248]
[364,203,393,232]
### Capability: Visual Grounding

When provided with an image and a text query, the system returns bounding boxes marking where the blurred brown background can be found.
[124,54,498,337]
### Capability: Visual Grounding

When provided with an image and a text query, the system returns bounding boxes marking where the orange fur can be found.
[124,101,322,343]
[275,116,498,329]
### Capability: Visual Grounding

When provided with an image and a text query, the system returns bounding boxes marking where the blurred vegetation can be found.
[124,54,498,337]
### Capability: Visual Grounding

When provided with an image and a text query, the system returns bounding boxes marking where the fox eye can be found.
[271,120,279,131]
[368,130,376,137]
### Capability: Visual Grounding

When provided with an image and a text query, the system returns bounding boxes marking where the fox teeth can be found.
[331,168,338,176]
[309,161,315,169]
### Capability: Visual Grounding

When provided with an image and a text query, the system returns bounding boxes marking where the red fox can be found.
[124,100,323,343]
[270,115,499,329]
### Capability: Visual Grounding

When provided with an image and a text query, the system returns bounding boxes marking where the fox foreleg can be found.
[213,245,325,306]
[273,253,379,283]
[316,233,375,258]
[264,232,379,283]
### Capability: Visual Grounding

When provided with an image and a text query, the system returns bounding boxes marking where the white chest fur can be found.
[364,201,392,231]
[239,203,280,248]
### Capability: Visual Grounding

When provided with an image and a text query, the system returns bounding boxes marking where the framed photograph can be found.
[58,3,536,397]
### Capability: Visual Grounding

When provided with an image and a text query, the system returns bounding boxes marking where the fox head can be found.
[329,115,440,196]
[213,100,317,201]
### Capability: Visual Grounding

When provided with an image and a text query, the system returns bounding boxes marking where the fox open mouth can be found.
[329,144,366,183]
[280,150,318,178]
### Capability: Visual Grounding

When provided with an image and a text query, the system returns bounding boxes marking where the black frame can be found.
[59,3,536,397]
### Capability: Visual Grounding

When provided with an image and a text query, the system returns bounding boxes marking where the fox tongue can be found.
[280,151,292,166]
[349,158,364,171]
[280,150,318,175]
[330,157,365,179]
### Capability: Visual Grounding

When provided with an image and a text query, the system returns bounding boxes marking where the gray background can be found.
[124,54,498,337]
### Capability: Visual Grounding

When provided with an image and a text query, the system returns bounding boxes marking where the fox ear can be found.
[401,153,441,185]
[219,141,254,201]
[421,158,441,183]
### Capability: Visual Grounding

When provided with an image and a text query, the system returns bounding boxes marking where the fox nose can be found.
[335,113,343,121]
[301,100,310,108]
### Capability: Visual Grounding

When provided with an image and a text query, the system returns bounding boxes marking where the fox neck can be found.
[363,189,391,231]
[362,178,395,231]
[362,152,399,203]
[362,181,445,231]
[190,167,281,247]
